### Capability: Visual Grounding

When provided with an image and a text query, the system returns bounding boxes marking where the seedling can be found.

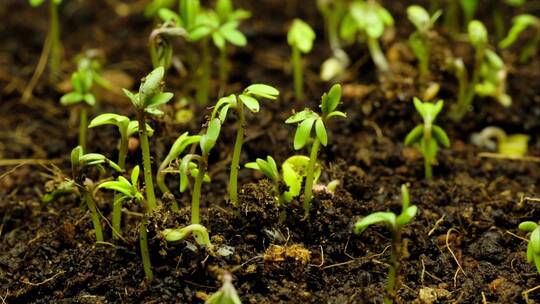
[471,126,529,158]
[317,0,347,51]
[162,223,212,248]
[245,155,321,204]
[70,145,121,242]
[76,51,112,90]
[123,66,173,211]
[178,118,221,224]
[354,185,417,304]
[404,98,450,180]
[500,14,540,63]
[29,0,62,82]
[407,5,441,80]
[61,67,96,152]
[287,19,316,100]
[211,84,279,205]
[98,166,143,239]
[340,0,394,72]
[285,84,346,216]
[518,221,540,274]
[449,20,511,121]
[204,273,242,304]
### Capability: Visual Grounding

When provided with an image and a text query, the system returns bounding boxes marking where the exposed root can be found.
[445,228,466,288]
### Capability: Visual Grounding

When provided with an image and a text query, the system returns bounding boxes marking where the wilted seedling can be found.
[204,273,242,304]
[518,221,540,274]
[178,118,221,224]
[29,0,62,82]
[162,223,212,248]
[211,84,279,205]
[354,185,417,304]
[245,155,321,204]
[70,145,121,242]
[404,98,450,180]
[288,19,316,100]
[407,5,441,80]
[340,0,394,72]
[123,67,173,211]
[98,166,143,239]
[500,14,540,63]
[285,84,346,216]
[471,126,529,158]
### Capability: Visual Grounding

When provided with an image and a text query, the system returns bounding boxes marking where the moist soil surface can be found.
[1,0,540,303]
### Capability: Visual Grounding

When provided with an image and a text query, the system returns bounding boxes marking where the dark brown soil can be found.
[1,0,540,303]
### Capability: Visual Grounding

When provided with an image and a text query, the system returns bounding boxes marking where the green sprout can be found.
[178,118,221,224]
[205,273,242,304]
[98,166,143,239]
[354,185,417,304]
[123,66,173,211]
[449,20,511,121]
[70,145,121,242]
[61,67,96,152]
[471,126,529,158]
[407,5,441,80]
[245,155,321,204]
[499,14,540,63]
[518,221,540,274]
[340,0,394,72]
[211,84,279,205]
[285,84,346,216]
[404,98,450,180]
[76,50,112,90]
[287,19,316,100]
[317,0,347,51]
[29,0,62,82]
[162,223,212,248]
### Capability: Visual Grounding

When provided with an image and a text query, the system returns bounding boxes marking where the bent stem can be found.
[229,101,245,206]
[197,38,211,105]
[139,218,153,281]
[367,36,389,72]
[79,106,88,152]
[48,0,61,82]
[191,157,207,224]
[137,111,157,211]
[84,189,103,242]
[292,45,303,100]
[303,138,320,217]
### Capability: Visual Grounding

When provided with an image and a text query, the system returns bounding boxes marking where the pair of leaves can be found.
[407,5,441,33]
[519,221,540,273]
[88,113,155,139]
[288,19,316,53]
[71,145,122,173]
[212,84,279,122]
[282,155,321,203]
[162,224,212,247]
[245,156,279,183]
[413,98,444,123]
[98,166,143,202]
[123,67,174,115]
[350,1,394,39]
[320,84,342,115]
[404,124,450,149]
[61,70,96,107]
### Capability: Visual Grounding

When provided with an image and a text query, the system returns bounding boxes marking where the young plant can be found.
[204,273,242,304]
[97,166,143,239]
[70,145,121,242]
[449,20,511,121]
[178,118,221,224]
[317,0,347,51]
[285,84,346,216]
[76,51,112,90]
[61,67,96,152]
[518,221,540,274]
[29,0,62,82]
[245,155,321,204]
[123,66,173,211]
[211,84,280,205]
[354,185,417,304]
[499,14,540,63]
[407,5,442,80]
[404,98,450,180]
[471,126,529,158]
[340,0,394,72]
[287,19,316,100]
[162,223,212,248]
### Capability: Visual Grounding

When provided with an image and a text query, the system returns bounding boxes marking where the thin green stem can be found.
[424,155,432,180]
[48,0,61,82]
[118,134,128,170]
[112,196,123,239]
[219,45,228,93]
[229,102,245,206]
[197,38,211,105]
[85,189,103,242]
[292,45,303,100]
[137,111,157,211]
[191,158,207,224]
[139,218,153,281]
[367,36,388,72]
[450,47,483,121]
[385,231,402,304]
[303,138,320,217]
[79,106,87,152]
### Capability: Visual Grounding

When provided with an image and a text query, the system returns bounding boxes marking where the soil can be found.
[1,0,540,303]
